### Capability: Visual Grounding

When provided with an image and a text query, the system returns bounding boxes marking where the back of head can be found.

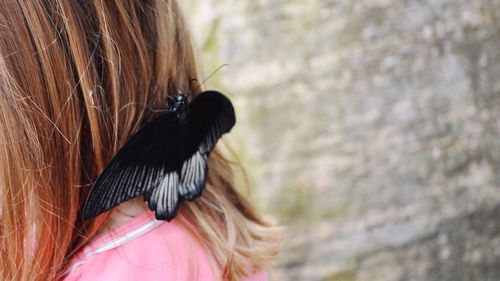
[0,1,281,280]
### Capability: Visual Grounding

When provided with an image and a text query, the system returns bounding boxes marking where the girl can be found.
[0,1,282,280]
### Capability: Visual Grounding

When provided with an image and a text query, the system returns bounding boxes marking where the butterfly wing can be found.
[82,112,182,220]
[177,90,236,201]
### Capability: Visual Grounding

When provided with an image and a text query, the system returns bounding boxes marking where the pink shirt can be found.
[61,210,268,281]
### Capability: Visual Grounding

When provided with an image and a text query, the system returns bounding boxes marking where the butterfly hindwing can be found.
[178,150,208,200]
[144,170,180,220]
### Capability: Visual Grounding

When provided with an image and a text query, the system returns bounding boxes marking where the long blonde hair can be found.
[0,1,281,280]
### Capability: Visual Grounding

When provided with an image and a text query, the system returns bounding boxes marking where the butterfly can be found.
[82,90,236,221]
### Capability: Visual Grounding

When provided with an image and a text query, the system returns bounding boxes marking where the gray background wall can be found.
[182,1,500,280]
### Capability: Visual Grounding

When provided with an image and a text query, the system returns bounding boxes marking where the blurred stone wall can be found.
[182,0,500,280]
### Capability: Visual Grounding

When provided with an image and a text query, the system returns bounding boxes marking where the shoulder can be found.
[62,199,269,281]
[62,203,217,281]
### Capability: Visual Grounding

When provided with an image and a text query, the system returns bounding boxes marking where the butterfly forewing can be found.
[177,91,236,200]
[82,113,181,220]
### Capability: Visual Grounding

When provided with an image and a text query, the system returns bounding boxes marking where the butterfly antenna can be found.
[191,63,229,93]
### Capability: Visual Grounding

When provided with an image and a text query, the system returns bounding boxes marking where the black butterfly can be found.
[82,90,236,221]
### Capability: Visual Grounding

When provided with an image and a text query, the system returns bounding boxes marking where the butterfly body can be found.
[82,91,236,221]
[167,93,189,124]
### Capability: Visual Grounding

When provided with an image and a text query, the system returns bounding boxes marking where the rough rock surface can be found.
[182,0,500,280]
